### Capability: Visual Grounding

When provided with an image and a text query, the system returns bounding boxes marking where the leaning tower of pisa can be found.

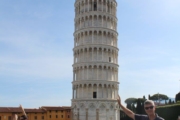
[72,0,119,120]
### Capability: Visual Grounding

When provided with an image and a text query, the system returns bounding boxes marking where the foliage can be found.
[156,103,180,120]
[175,92,180,102]
[126,103,132,110]
[125,98,137,112]
[132,104,136,112]
[138,98,146,102]
[143,95,146,99]
[148,94,151,100]
[125,98,137,104]
[136,98,142,114]
[124,97,146,114]
[168,99,172,104]
[120,110,133,120]
[149,93,169,104]
[136,98,146,114]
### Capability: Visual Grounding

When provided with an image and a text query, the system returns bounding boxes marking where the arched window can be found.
[109,57,111,62]
[94,2,97,11]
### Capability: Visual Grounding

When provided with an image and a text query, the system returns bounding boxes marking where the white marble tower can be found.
[71,0,119,120]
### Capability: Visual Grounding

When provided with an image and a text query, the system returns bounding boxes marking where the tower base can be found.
[71,100,120,120]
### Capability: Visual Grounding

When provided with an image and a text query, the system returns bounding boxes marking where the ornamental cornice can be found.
[74,0,117,7]
[73,44,119,51]
[72,80,119,85]
[74,27,118,36]
[72,99,118,103]
[75,11,117,21]
[72,61,119,68]
[71,99,119,109]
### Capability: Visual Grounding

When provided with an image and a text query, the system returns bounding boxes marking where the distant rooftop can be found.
[0,106,71,113]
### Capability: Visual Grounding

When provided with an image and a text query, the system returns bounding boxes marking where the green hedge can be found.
[156,103,180,120]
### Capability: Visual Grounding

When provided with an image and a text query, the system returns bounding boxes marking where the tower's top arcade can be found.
[74,0,117,17]
[75,0,116,1]
[75,0,117,5]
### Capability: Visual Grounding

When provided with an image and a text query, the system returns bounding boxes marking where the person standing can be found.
[11,114,27,120]
[117,95,164,120]
[11,114,18,120]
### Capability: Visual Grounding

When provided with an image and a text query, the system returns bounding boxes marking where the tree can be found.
[175,92,180,102]
[125,97,146,114]
[126,103,132,110]
[136,98,146,114]
[148,95,151,100]
[136,99,142,114]
[150,93,169,105]
[143,95,146,100]
[165,100,167,104]
[125,98,137,112]
[168,99,172,104]
[125,98,137,105]
[132,104,136,112]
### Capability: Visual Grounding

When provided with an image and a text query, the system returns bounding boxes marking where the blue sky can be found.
[0,0,180,108]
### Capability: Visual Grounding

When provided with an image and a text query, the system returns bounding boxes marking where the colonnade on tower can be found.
[75,0,117,16]
[72,0,119,120]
